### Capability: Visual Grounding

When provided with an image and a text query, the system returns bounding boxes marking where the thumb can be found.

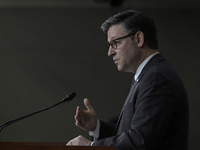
[83,98,94,112]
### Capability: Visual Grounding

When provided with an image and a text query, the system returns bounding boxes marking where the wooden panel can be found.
[0,142,115,150]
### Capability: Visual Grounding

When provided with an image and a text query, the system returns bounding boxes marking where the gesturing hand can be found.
[75,98,97,131]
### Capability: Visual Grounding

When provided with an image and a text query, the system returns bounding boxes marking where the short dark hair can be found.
[101,10,158,49]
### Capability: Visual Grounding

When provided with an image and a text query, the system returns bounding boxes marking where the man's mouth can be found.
[113,59,118,64]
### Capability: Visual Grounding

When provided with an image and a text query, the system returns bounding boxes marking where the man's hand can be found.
[66,135,92,146]
[75,98,97,131]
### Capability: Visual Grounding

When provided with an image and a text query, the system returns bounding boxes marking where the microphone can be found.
[0,92,76,134]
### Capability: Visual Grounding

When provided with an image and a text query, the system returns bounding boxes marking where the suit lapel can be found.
[114,79,138,135]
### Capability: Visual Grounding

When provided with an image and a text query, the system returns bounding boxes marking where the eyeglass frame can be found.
[107,31,137,49]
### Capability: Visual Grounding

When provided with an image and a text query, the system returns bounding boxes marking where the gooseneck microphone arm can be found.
[0,92,76,134]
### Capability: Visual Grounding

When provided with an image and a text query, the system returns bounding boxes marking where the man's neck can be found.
[132,48,158,74]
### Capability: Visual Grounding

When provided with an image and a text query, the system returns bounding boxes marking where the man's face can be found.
[107,24,142,73]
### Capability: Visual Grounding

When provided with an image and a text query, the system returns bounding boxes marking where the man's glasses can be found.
[108,32,136,49]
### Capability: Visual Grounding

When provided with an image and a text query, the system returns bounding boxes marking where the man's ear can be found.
[135,31,144,47]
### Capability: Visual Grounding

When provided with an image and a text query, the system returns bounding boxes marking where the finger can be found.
[75,120,86,130]
[75,106,85,121]
[75,108,85,127]
[76,106,82,114]
[83,98,94,112]
[76,120,83,128]
[75,107,82,124]
[75,114,81,124]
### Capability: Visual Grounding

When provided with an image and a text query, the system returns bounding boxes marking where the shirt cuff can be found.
[89,119,100,140]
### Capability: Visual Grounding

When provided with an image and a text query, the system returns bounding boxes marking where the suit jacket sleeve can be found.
[98,120,116,139]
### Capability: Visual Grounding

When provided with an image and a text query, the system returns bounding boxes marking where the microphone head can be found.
[64,92,76,102]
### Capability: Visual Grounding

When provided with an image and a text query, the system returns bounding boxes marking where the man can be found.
[67,10,189,150]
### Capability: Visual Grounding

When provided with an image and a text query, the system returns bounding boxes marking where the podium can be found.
[0,142,115,150]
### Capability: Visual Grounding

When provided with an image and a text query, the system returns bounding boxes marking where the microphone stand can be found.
[0,92,76,134]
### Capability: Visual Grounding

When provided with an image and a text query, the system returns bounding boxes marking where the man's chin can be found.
[117,65,131,73]
[117,65,124,72]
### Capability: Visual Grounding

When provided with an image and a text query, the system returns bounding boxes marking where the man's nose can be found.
[108,47,116,56]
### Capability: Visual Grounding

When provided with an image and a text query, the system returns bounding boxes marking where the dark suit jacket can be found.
[92,54,189,150]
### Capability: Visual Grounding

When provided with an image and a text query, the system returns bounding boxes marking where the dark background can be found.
[0,0,199,150]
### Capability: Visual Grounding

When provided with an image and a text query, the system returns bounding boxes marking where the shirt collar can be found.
[134,52,159,81]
